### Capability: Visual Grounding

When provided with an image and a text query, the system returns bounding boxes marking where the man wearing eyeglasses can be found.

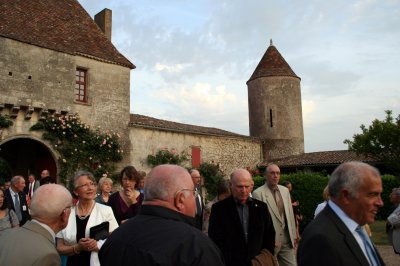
[99,164,225,266]
[0,184,72,265]
[209,169,276,266]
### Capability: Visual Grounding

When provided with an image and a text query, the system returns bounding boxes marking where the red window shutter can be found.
[191,147,201,167]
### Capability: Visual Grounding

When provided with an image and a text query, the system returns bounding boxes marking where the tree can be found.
[344,110,400,174]
[199,162,225,200]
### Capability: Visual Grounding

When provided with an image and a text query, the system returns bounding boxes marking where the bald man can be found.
[100,164,225,266]
[209,169,275,266]
[0,184,72,265]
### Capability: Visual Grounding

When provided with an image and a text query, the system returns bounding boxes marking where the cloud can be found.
[79,0,400,153]
[154,63,184,73]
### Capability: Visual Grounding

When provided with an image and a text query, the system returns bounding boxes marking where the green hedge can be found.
[253,172,400,232]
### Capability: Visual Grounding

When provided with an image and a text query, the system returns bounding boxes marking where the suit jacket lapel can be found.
[324,205,370,266]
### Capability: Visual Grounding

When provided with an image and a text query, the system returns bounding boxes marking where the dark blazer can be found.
[5,188,30,225]
[297,204,385,266]
[209,196,275,266]
[194,187,204,230]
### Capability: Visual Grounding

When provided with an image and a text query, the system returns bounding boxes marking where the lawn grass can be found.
[370,220,390,245]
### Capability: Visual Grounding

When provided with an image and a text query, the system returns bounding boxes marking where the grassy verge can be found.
[370,220,389,245]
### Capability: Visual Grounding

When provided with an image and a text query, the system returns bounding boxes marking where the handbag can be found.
[89,221,109,241]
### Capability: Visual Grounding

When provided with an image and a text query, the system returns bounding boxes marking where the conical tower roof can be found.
[247,40,299,83]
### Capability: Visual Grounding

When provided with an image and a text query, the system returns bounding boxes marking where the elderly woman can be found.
[0,189,19,231]
[95,177,113,205]
[108,166,144,225]
[56,170,118,266]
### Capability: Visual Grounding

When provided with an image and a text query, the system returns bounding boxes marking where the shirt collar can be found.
[233,197,252,206]
[328,200,359,232]
[31,219,56,240]
[9,187,18,197]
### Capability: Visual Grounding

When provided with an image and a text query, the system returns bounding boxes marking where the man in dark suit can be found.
[190,169,204,230]
[5,175,30,225]
[297,161,386,266]
[209,168,275,266]
[24,174,40,199]
[0,184,72,265]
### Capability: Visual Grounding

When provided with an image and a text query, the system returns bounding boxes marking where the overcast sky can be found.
[78,0,400,153]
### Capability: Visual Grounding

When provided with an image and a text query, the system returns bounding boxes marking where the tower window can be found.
[75,68,87,102]
[270,109,273,127]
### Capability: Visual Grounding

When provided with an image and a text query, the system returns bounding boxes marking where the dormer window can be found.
[75,68,87,102]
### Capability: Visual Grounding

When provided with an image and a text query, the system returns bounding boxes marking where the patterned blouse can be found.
[0,208,19,230]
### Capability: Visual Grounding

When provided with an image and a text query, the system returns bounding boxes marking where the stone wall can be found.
[0,38,132,165]
[129,126,262,176]
[248,76,304,160]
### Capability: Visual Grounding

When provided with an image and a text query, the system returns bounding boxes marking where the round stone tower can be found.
[247,40,304,161]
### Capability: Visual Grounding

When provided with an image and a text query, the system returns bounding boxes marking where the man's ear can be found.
[341,189,352,204]
[174,191,185,211]
[60,209,70,224]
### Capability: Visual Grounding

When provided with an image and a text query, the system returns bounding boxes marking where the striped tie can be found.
[14,193,22,222]
[356,226,381,266]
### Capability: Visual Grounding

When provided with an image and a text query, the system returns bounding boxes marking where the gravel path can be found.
[377,245,400,266]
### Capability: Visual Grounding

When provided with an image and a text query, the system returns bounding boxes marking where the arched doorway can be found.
[0,137,57,182]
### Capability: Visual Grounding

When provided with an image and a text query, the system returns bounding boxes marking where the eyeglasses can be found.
[174,188,199,198]
[75,182,96,190]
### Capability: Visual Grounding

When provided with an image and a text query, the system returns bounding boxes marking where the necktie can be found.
[14,193,22,222]
[356,226,380,266]
[195,188,202,215]
[273,188,284,218]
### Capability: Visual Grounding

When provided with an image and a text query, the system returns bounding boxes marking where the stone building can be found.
[0,1,134,177]
[0,0,267,179]
[248,39,304,161]
[1,0,367,182]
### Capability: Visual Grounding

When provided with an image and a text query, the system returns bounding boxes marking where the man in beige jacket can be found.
[253,164,298,266]
[0,184,72,266]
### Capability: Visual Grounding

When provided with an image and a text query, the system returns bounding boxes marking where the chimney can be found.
[94,8,112,41]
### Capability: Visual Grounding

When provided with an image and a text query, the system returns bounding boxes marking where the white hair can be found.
[30,184,72,220]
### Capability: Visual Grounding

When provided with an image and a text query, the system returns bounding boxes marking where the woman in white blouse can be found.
[56,170,118,266]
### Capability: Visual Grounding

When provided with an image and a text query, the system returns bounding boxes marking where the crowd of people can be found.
[0,161,399,266]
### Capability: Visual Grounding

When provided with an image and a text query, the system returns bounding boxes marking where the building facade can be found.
[0,0,304,181]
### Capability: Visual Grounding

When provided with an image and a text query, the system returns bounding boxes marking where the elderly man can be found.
[0,184,72,265]
[387,187,400,254]
[209,169,275,266]
[253,164,298,266]
[99,164,225,266]
[190,169,204,230]
[5,175,30,225]
[297,161,385,266]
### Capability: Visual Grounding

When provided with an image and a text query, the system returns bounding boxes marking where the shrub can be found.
[147,148,188,167]
[0,114,13,128]
[30,114,123,183]
[199,162,225,200]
